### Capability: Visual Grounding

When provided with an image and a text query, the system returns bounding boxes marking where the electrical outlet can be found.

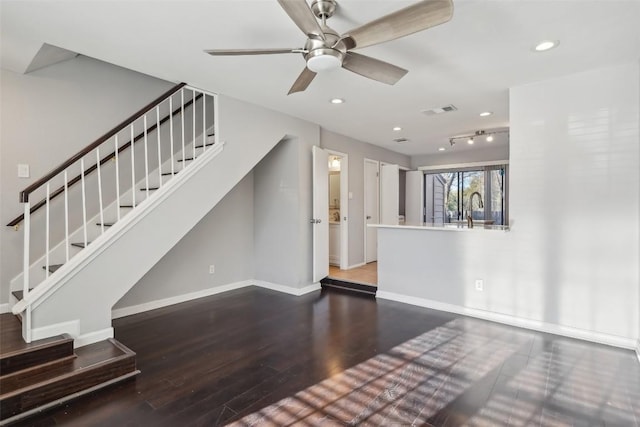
[209,265,215,274]
[475,279,484,291]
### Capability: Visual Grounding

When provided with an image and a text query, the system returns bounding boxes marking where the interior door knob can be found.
[366,215,372,220]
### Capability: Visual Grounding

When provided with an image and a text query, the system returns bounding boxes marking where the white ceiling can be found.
[2,0,639,156]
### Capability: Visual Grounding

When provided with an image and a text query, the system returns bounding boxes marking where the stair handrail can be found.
[6,83,198,228]
[16,82,186,205]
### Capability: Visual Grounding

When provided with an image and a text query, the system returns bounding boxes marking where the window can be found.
[423,164,508,225]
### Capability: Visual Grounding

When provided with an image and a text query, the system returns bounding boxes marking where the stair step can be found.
[320,277,377,296]
[177,157,195,162]
[0,338,138,421]
[96,222,114,227]
[194,141,215,149]
[119,204,134,208]
[71,242,91,249]
[41,264,63,274]
[0,314,74,376]
[161,170,181,176]
[139,187,159,191]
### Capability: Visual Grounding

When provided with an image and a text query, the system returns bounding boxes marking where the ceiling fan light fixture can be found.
[306,49,343,72]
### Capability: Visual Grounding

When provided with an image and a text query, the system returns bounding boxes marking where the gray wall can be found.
[114,173,254,308]
[0,56,173,305]
[320,129,411,267]
[410,145,509,169]
[378,62,639,344]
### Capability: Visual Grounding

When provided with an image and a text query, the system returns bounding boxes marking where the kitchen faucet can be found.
[466,191,484,228]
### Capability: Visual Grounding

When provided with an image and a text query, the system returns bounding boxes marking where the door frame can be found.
[327,149,349,270]
[363,158,380,264]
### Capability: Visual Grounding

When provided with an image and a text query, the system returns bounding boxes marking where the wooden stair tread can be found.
[139,187,159,191]
[177,157,195,162]
[71,242,91,248]
[194,142,215,149]
[41,264,63,274]
[96,222,114,227]
[119,204,134,208]
[0,338,138,419]
[0,314,74,376]
[161,171,180,176]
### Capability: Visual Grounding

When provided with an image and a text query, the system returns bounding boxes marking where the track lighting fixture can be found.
[447,129,508,148]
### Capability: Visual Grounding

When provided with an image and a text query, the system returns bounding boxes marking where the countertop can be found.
[368,222,510,232]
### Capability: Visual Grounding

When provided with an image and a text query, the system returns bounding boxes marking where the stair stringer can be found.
[25,93,321,343]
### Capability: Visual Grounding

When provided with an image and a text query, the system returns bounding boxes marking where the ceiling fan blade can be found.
[341,0,453,50]
[277,0,325,40]
[288,67,317,95]
[342,52,408,85]
[205,48,302,56]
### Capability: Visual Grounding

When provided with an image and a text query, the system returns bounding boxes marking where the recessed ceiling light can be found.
[330,98,344,104]
[393,126,402,131]
[467,137,474,145]
[438,147,446,151]
[479,111,493,117]
[534,40,559,52]
[486,135,494,142]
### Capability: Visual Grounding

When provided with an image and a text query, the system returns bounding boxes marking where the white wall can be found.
[410,145,509,169]
[0,56,173,304]
[113,173,254,309]
[320,129,411,266]
[377,62,639,347]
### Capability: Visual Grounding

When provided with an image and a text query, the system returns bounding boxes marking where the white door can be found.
[380,163,399,225]
[312,146,329,282]
[364,159,379,263]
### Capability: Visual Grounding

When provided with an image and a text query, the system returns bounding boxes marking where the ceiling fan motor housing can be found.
[303,25,346,72]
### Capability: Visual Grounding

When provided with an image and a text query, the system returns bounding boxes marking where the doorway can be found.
[327,150,349,271]
[364,159,379,264]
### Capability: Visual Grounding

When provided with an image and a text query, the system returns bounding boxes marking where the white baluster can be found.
[45,183,50,278]
[144,115,150,199]
[81,158,88,247]
[23,202,31,298]
[115,135,121,221]
[202,92,207,152]
[97,148,104,234]
[64,170,70,262]
[170,96,175,176]
[130,125,136,208]
[181,90,186,168]
[156,106,162,186]
[192,89,196,160]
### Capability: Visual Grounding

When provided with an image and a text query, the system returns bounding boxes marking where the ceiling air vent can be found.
[422,104,458,116]
[393,137,409,144]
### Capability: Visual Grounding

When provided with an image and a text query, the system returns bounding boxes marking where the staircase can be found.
[3,82,300,422]
[0,313,138,425]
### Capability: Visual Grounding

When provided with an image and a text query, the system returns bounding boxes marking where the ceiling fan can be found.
[205,0,454,95]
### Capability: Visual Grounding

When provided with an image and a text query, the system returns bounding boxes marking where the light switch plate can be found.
[18,164,30,178]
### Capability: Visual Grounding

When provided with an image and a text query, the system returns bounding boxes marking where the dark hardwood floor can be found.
[8,286,640,426]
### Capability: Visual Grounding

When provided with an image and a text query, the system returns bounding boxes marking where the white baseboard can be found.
[112,280,253,319]
[347,262,366,270]
[32,319,80,342]
[377,291,637,350]
[253,280,321,296]
[636,340,640,364]
[0,303,9,314]
[75,327,114,348]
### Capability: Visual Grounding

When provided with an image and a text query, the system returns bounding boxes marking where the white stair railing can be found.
[8,84,219,342]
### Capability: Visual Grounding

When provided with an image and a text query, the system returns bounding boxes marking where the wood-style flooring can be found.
[9,286,640,426]
[329,262,377,286]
